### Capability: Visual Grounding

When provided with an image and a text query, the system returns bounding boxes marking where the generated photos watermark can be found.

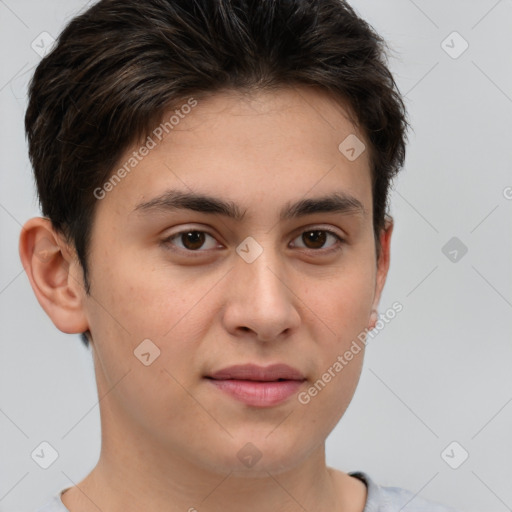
[298,301,403,405]
[93,97,198,200]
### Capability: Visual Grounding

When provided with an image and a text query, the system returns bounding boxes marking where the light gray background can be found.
[1,1,511,511]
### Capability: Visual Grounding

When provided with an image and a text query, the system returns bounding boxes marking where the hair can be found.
[25,0,408,349]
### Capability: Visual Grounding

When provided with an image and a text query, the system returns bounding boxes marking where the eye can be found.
[162,227,345,255]
[290,228,344,252]
[163,230,220,251]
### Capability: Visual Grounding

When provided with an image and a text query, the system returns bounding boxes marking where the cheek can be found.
[302,262,374,412]
[296,345,364,447]
[89,249,219,343]
[85,254,222,401]
[311,264,376,343]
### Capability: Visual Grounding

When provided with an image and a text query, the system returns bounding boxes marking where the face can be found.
[79,86,390,476]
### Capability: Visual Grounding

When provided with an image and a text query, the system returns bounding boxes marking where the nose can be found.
[221,241,301,342]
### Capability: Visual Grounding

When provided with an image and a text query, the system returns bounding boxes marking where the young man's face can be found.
[49,86,391,475]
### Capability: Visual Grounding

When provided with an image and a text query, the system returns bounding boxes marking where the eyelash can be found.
[161,227,345,256]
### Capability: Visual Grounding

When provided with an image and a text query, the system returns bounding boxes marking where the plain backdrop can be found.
[1,1,511,511]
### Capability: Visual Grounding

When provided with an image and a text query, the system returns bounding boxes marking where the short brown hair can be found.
[25,0,408,348]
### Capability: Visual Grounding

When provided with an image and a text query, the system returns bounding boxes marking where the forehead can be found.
[165,86,365,153]
[95,86,373,223]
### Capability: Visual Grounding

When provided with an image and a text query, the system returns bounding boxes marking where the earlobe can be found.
[368,309,379,330]
[19,217,89,334]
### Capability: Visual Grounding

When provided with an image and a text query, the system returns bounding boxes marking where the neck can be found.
[62,423,366,512]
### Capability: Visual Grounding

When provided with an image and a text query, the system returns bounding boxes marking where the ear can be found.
[368,215,394,329]
[19,217,89,334]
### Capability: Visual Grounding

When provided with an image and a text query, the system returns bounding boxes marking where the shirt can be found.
[35,471,462,512]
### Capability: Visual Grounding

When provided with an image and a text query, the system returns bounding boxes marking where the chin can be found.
[199,434,314,477]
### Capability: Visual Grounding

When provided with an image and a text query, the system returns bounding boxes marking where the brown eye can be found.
[164,230,219,251]
[291,229,344,252]
[181,231,206,250]
[302,230,327,249]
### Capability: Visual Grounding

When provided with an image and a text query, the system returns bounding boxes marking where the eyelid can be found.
[162,227,222,253]
[162,224,346,254]
[291,223,346,240]
[289,225,345,252]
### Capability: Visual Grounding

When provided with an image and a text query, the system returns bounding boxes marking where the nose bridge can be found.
[235,235,287,300]
[226,235,300,339]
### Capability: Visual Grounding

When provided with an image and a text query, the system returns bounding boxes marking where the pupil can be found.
[304,230,326,249]
[183,231,205,250]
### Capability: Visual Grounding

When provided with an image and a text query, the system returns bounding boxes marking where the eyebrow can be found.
[133,189,367,221]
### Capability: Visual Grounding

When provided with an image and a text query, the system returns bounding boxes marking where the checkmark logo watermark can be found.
[442,236,468,263]
[31,32,56,58]
[441,31,469,60]
[441,441,469,469]
[31,441,59,469]
[236,236,263,264]
[338,134,366,162]
[134,338,161,366]
[237,442,263,468]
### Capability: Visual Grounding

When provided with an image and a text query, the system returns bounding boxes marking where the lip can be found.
[208,363,305,381]
[205,364,306,407]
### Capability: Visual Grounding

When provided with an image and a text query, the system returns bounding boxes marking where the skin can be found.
[20,86,392,512]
